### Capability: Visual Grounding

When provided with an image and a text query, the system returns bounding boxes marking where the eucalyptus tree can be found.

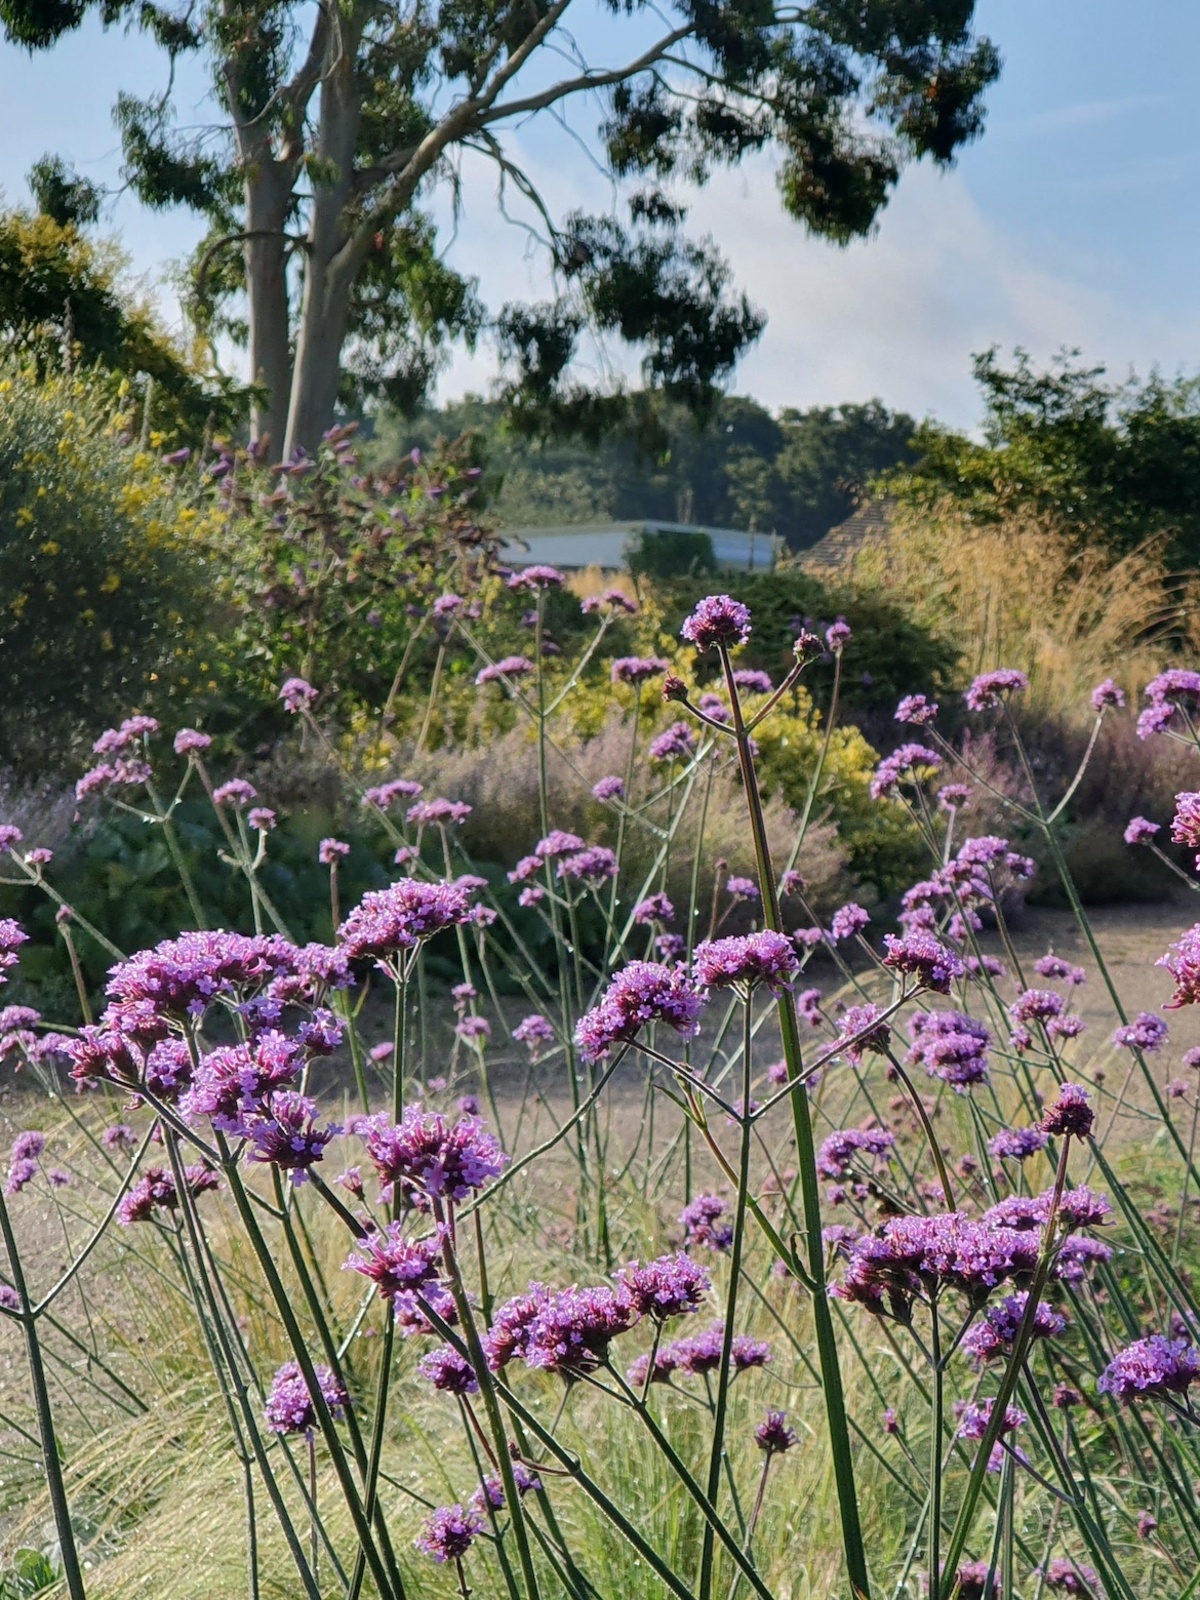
[2,0,999,456]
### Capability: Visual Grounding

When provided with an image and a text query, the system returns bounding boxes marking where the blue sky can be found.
[1,0,1198,427]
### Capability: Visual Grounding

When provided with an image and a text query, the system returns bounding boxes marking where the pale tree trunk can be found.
[244,166,294,459]
[283,50,366,459]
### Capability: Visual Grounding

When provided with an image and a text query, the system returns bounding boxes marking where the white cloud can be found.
[432,139,1200,431]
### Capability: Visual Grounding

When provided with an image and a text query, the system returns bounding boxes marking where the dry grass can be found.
[854,500,1194,715]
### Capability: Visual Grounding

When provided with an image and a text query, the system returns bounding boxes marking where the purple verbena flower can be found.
[616,1253,710,1320]
[836,1003,891,1065]
[1171,791,1200,849]
[513,1014,555,1058]
[680,595,752,652]
[964,669,1029,712]
[895,694,938,725]
[1010,989,1065,1024]
[344,1223,445,1304]
[359,1107,507,1201]
[212,779,257,808]
[1098,1334,1200,1404]
[694,931,798,993]
[1041,1083,1094,1138]
[418,1346,478,1394]
[988,1126,1048,1162]
[476,655,534,685]
[611,656,670,685]
[679,1193,733,1252]
[264,1360,348,1435]
[338,879,475,962]
[817,1127,895,1181]
[557,846,618,885]
[1040,1559,1098,1594]
[1112,1012,1169,1052]
[633,893,675,926]
[1159,924,1200,1008]
[117,1164,219,1224]
[416,1504,483,1563]
[828,903,870,942]
[906,1010,990,1091]
[1090,678,1125,711]
[961,1292,1067,1365]
[575,962,703,1063]
[279,678,317,714]
[407,798,472,827]
[241,1091,340,1179]
[881,931,964,993]
[508,564,564,590]
[1034,954,1086,985]
[869,743,941,800]
[755,1410,797,1453]
[648,722,697,763]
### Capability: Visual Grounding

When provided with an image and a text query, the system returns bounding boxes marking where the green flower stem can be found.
[217,1142,403,1600]
[434,1207,543,1600]
[937,1137,1072,1596]
[697,995,755,1600]
[160,1136,323,1600]
[715,642,871,1600]
[0,1185,88,1600]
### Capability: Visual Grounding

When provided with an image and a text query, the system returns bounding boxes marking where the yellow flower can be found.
[100,573,121,594]
[15,508,33,527]
[39,541,59,556]
[11,593,28,617]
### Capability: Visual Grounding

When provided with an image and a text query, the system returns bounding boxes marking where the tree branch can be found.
[478,25,692,125]
[195,229,311,298]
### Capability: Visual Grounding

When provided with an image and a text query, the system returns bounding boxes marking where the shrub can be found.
[628,525,717,578]
[0,365,204,769]
[179,427,502,739]
[652,566,961,716]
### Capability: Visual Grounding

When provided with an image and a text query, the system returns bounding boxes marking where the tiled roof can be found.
[799,500,895,570]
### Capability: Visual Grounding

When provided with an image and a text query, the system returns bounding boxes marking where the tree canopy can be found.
[893,348,1200,568]
[0,206,235,437]
[376,391,918,546]
[1,0,998,457]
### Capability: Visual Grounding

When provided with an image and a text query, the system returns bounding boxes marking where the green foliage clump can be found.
[371,393,919,550]
[0,208,236,438]
[0,365,203,769]
[628,525,716,578]
[654,567,960,718]
[892,347,1200,568]
[749,694,924,896]
[184,428,501,737]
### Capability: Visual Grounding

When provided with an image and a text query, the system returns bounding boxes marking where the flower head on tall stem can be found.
[680,594,752,652]
[963,669,1028,712]
[694,931,798,993]
[575,961,703,1062]
[416,1504,483,1563]
[358,1106,507,1201]
[279,677,317,714]
[616,1254,710,1319]
[679,1193,733,1252]
[754,1411,797,1453]
[1159,923,1200,1007]
[264,1360,349,1435]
